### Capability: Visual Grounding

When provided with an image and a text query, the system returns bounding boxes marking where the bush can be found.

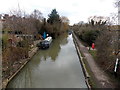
[79,30,100,46]
[2,46,29,78]
[2,33,8,50]
[17,40,30,48]
[95,30,116,73]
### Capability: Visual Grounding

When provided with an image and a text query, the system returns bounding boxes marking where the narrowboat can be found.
[37,36,52,49]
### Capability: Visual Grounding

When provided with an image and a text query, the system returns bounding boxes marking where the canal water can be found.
[7,33,87,88]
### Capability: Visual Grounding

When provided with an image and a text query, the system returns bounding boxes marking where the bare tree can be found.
[30,9,43,21]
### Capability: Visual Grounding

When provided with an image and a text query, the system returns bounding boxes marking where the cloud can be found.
[0,0,117,25]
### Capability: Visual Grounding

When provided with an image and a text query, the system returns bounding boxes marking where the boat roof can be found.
[45,37,52,41]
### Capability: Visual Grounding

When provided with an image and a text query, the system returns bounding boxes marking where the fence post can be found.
[114,58,119,77]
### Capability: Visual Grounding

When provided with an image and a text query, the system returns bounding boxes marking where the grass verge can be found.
[88,50,97,60]
[82,57,98,88]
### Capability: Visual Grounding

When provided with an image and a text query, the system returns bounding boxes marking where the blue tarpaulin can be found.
[43,32,46,39]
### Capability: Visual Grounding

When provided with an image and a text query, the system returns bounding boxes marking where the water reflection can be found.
[7,33,87,88]
[39,33,68,61]
[6,64,32,88]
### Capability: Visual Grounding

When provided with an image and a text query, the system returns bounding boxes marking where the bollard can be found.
[92,43,95,50]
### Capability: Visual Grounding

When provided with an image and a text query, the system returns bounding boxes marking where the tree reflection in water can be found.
[7,33,72,88]
[7,63,33,88]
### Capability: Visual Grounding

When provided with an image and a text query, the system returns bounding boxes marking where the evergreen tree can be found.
[47,9,61,24]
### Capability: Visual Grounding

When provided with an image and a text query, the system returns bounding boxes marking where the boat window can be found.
[41,41,49,44]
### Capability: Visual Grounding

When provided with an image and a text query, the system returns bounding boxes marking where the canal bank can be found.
[73,38,91,89]
[6,33,87,88]
[2,40,40,89]
[72,32,115,88]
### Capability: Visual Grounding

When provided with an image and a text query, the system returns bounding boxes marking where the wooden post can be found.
[114,58,119,77]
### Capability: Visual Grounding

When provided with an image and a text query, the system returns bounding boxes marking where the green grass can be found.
[82,50,100,88]
[82,57,98,88]
[89,50,97,60]
[88,50,99,87]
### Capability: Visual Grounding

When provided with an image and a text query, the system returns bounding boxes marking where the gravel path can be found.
[73,32,115,88]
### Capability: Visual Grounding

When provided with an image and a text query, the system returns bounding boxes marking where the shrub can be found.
[79,30,100,46]
[2,33,8,50]
[2,46,29,78]
[95,30,116,73]
[17,40,30,48]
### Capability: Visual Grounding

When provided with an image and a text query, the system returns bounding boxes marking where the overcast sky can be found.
[0,0,118,25]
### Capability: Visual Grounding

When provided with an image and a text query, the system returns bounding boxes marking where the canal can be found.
[7,33,87,88]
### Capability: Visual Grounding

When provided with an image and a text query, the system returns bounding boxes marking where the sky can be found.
[0,0,118,25]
